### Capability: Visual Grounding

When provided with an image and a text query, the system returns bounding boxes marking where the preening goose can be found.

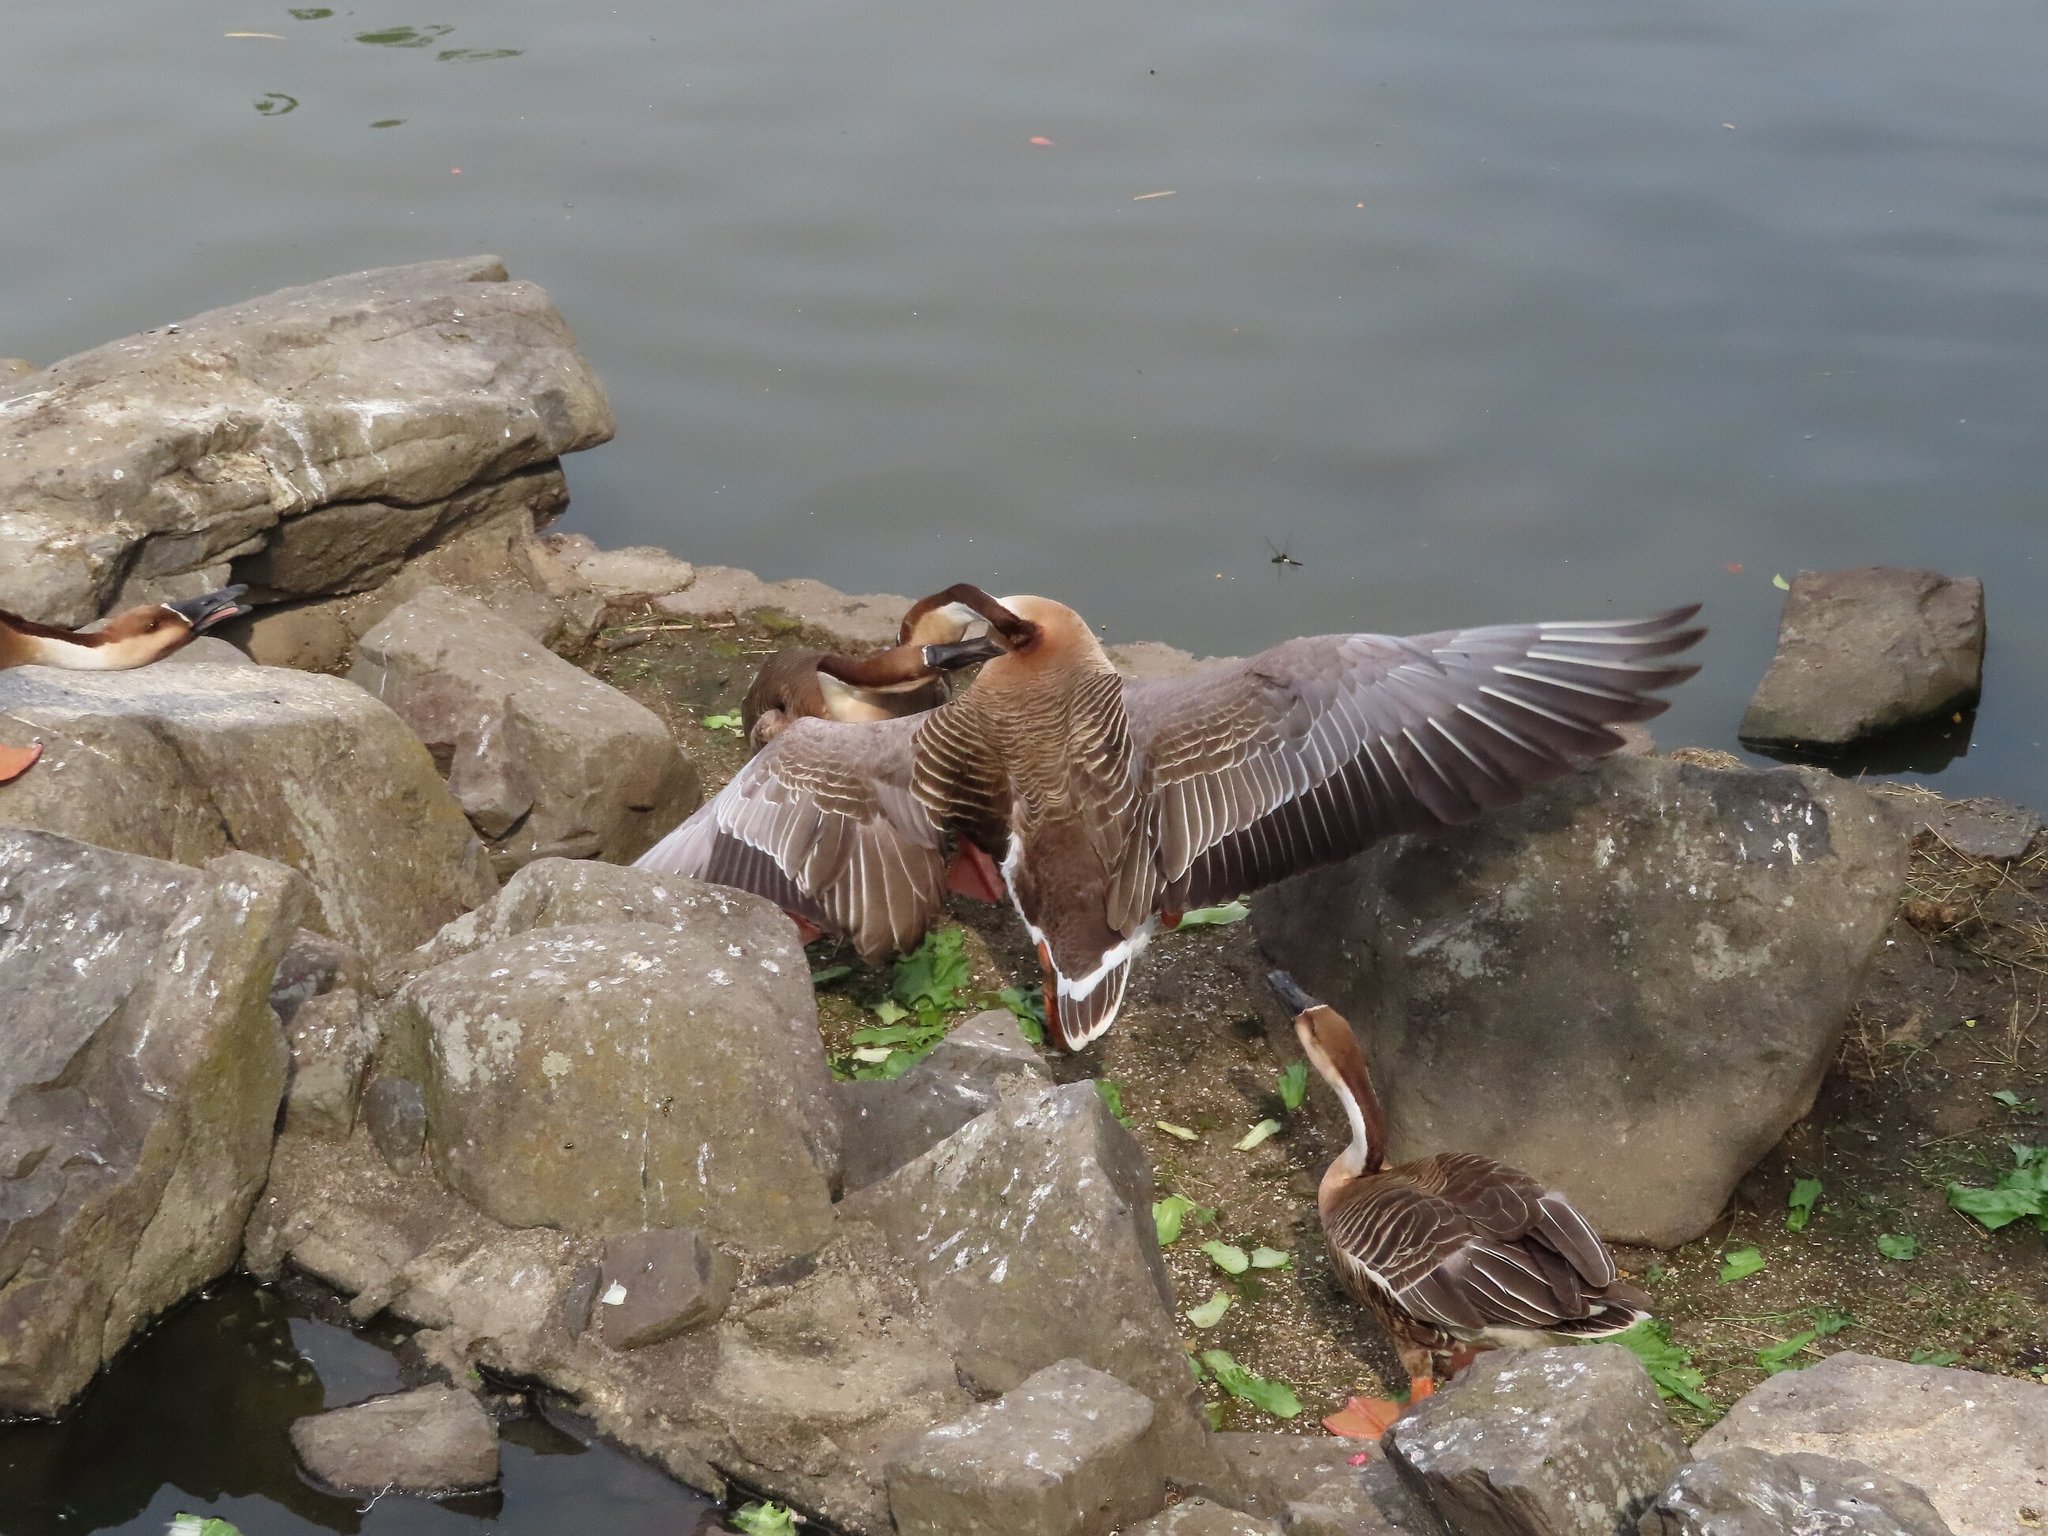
[0,587,249,672]
[636,584,1703,1048]
[740,592,1003,749]
[1268,971,1650,1435]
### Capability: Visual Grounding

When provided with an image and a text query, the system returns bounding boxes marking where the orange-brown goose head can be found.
[0,586,248,672]
[1268,970,1387,1179]
[739,593,1008,749]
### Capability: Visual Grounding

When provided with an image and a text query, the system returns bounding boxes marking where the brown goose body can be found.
[637,585,1704,1048]
[0,587,248,673]
[1269,971,1649,1385]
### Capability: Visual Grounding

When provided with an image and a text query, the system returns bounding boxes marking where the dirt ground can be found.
[588,609,2047,1439]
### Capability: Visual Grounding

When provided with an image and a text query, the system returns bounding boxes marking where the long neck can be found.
[1308,1011,1387,1176]
[0,623,150,671]
[818,644,939,691]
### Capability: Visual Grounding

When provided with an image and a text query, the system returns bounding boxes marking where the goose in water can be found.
[1268,970,1650,1436]
[637,584,1702,1048]
[1,586,249,783]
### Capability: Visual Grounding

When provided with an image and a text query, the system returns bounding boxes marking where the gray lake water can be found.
[4,4,2044,794]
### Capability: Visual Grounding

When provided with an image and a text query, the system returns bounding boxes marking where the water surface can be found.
[1,0,2041,798]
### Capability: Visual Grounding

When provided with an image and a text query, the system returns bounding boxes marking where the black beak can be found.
[1265,970,1321,1017]
[162,585,250,633]
[921,633,1007,671]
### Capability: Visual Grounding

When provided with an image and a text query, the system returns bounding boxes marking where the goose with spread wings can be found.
[635,584,1704,1049]
[1268,971,1650,1436]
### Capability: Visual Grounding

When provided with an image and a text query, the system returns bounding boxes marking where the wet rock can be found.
[836,1009,1050,1191]
[1909,795,2042,863]
[552,542,698,601]
[1181,1434,1392,1526]
[1640,1448,1954,1536]
[290,1386,499,1496]
[235,466,604,671]
[0,257,613,627]
[843,1081,1207,1459]
[0,830,308,1416]
[351,586,699,874]
[362,1075,429,1171]
[1132,1500,1282,1535]
[1256,754,1905,1246]
[886,1358,1168,1536]
[396,918,838,1256]
[0,660,497,969]
[1695,1351,2048,1536]
[595,1227,737,1348]
[387,1227,590,1363]
[1739,566,1985,750]
[654,564,913,649]
[1384,1345,1687,1536]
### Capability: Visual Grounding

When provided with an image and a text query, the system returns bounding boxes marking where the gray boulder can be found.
[1695,1351,2048,1536]
[396,918,839,1257]
[351,586,699,874]
[1640,1448,1953,1536]
[887,1358,1169,1536]
[0,830,308,1416]
[0,257,612,626]
[1255,753,1905,1246]
[1182,1434,1397,1530]
[1384,1346,1688,1536]
[837,1009,1050,1191]
[843,1081,1208,1460]
[594,1227,737,1348]
[0,659,497,970]
[1739,566,1985,749]
[1909,795,2041,863]
[550,540,699,602]
[290,1386,499,1496]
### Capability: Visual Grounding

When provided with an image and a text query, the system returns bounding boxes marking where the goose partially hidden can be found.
[1268,970,1650,1437]
[636,584,1703,1048]
[1,586,250,783]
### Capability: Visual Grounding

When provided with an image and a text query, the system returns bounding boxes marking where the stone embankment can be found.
[2,262,2038,1536]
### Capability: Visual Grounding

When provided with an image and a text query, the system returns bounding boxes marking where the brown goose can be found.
[636,585,1702,1047]
[740,592,1000,750]
[0,587,249,672]
[1268,970,1650,1434]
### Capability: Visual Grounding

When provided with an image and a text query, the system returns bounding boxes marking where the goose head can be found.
[1267,970,1387,1177]
[4,585,248,670]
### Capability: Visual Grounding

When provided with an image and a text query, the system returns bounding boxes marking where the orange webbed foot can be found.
[946,839,1007,903]
[0,741,44,784]
[1322,1394,1408,1439]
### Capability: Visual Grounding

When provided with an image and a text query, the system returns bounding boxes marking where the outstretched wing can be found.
[633,713,948,962]
[1126,607,1703,910]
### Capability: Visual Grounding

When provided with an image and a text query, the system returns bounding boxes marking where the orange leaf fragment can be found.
[0,741,45,784]
[1323,1395,1404,1439]
[1028,136,1054,147]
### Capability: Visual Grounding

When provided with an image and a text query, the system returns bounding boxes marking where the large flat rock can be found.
[1640,1448,1954,1536]
[290,1386,498,1496]
[0,660,497,968]
[1695,1351,2047,1536]
[1256,753,1906,1247]
[0,830,307,1416]
[0,257,613,625]
[351,586,698,874]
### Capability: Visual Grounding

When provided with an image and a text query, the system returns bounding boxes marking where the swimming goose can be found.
[0,587,249,672]
[636,585,1702,1047]
[1268,970,1650,1435]
[740,593,1001,749]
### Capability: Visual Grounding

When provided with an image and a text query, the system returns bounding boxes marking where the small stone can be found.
[836,1009,1050,1191]
[1740,566,1985,749]
[1385,1345,1687,1536]
[1911,796,2042,863]
[596,1228,737,1348]
[282,988,376,1139]
[570,544,697,600]
[362,1076,429,1170]
[1695,1351,2048,1536]
[887,1359,1168,1536]
[289,1386,499,1496]
[1640,1448,1954,1536]
[1129,1499,1282,1534]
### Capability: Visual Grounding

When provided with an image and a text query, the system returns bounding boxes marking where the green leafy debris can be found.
[1095,1078,1133,1127]
[1909,1349,1962,1366]
[1248,1247,1291,1270]
[1198,1350,1301,1419]
[1153,1194,1203,1245]
[1155,1121,1200,1141]
[893,927,971,1011]
[701,710,743,734]
[1186,1291,1231,1328]
[997,984,1046,1045]
[356,24,453,46]
[1176,900,1250,927]
[1718,1246,1766,1283]
[1785,1177,1823,1232]
[1235,1119,1281,1152]
[1202,1240,1250,1275]
[729,1502,799,1536]
[1947,1145,2048,1232]
[1276,1060,1309,1113]
[1611,1319,1715,1413]
[1876,1233,1918,1261]
[169,1520,245,1536]
[809,963,853,986]
[1756,1332,1818,1375]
